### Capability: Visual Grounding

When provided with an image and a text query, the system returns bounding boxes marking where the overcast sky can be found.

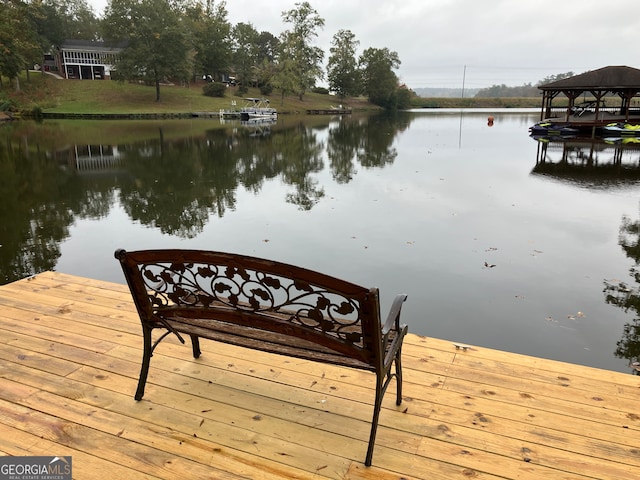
[88,0,638,89]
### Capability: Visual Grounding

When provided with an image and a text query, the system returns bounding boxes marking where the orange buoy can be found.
[487,116,494,127]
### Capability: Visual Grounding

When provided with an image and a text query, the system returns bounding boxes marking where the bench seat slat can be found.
[164,319,376,371]
[160,307,374,364]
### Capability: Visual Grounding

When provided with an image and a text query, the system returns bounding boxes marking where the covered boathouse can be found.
[537,65,640,129]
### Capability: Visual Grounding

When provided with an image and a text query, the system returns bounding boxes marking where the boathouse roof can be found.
[538,65,640,90]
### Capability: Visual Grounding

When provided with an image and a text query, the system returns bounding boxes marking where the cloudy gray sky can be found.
[89,0,638,89]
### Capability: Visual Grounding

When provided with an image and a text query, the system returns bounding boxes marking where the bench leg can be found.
[366,350,404,466]
[365,377,385,467]
[190,335,201,358]
[135,325,153,401]
[395,346,404,405]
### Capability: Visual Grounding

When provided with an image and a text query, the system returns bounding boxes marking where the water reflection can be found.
[1,130,94,284]
[0,113,409,283]
[531,136,640,187]
[604,213,640,374]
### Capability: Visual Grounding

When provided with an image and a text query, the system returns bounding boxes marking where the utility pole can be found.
[461,65,466,99]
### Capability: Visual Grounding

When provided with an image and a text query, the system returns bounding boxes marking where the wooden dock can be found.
[0,272,638,479]
[306,109,351,115]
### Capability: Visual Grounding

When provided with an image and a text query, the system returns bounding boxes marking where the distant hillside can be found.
[413,87,480,98]
[474,84,539,98]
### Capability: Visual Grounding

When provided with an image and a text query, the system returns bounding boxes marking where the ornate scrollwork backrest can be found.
[138,260,366,347]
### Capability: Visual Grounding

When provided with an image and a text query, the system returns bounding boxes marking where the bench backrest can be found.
[115,249,384,366]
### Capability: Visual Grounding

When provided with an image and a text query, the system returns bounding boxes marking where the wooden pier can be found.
[0,271,638,479]
[306,108,351,115]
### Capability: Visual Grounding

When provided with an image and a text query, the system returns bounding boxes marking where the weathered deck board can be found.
[0,271,638,479]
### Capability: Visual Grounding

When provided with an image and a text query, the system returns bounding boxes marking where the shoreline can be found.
[21,107,539,121]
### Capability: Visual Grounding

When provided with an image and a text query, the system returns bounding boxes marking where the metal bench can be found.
[114,248,408,466]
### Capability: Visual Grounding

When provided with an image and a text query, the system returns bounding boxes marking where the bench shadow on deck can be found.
[0,272,638,479]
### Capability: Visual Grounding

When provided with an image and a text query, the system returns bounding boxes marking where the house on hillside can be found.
[55,40,122,80]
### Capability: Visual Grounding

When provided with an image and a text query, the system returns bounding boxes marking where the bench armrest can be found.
[382,293,407,335]
[381,293,408,368]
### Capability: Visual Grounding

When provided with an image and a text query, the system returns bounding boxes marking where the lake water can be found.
[2,110,640,374]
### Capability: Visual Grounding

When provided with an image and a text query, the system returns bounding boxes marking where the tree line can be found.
[0,0,410,108]
[474,72,576,98]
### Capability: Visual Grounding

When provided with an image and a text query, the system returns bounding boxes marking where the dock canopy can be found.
[537,65,640,124]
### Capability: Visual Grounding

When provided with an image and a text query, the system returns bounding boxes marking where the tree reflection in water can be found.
[604,213,640,374]
[0,113,405,284]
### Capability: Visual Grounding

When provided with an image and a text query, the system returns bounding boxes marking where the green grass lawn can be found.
[47,79,231,114]
[1,73,376,115]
